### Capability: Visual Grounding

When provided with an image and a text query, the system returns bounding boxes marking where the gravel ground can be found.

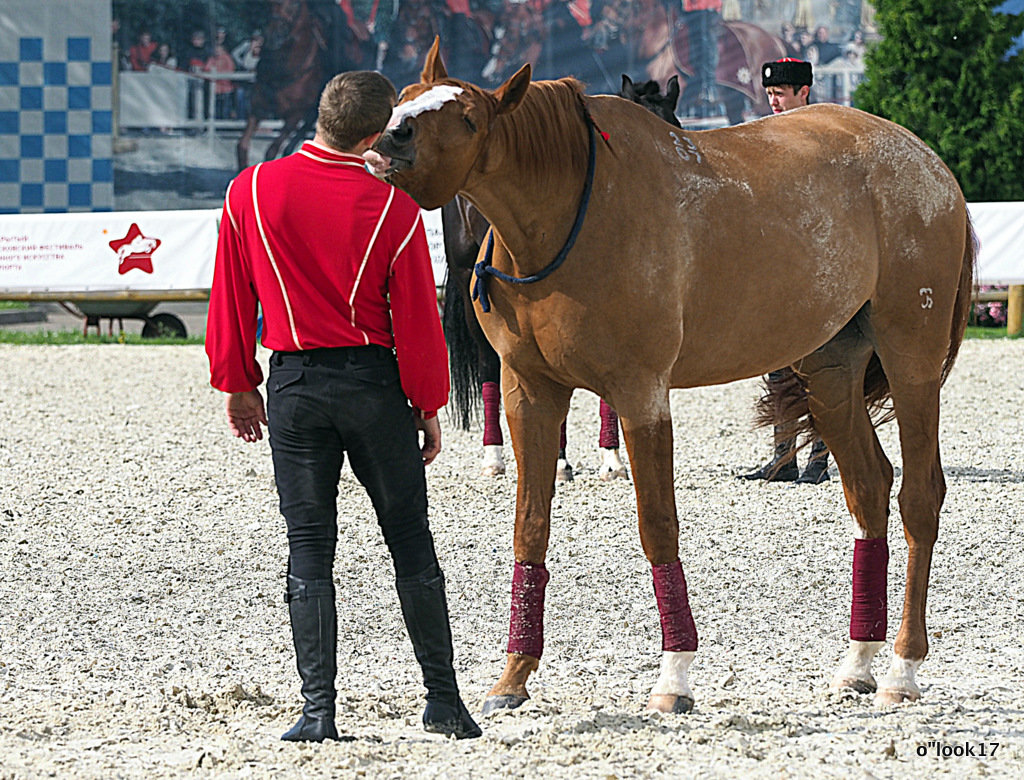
[0,340,1021,778]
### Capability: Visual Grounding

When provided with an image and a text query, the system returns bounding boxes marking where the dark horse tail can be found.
[757,210,979,436]
[443,267,481,430]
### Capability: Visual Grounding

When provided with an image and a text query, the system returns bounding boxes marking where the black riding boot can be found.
[281,575,341,742]
[395,565,482,739]
[796,438,831,484]
[741,429,799,481]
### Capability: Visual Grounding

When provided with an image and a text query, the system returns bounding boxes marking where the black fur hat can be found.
[761,59,813,88]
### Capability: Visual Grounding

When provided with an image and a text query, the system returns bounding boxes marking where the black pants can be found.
[266,346,438,581]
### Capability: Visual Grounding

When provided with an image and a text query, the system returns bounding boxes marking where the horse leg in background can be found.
[237,114,261,170]
[280,105,319,157]
[617,386,695,713]
[598,399,629,481]
[264,115,302,161]
[480,363,504,475]
[482,369,572,715]
[795,326,893,697]
[555,419,573,482]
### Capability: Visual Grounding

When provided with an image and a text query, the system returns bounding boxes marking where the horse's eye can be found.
[464,116,477,133]
[391,120,413,145]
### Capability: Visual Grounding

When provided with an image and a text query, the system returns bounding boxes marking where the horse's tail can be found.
[443,268,480,430]
[755,209,979,438]
[941,208,979,386]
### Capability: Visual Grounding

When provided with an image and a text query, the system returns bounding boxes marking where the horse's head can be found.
[619,75,681,128]
[370,38,532,210]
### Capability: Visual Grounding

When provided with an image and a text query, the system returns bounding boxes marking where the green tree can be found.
[855,1,1024,201]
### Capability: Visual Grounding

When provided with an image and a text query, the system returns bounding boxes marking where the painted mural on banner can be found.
[2,0,874,216]
[99,0,873,215]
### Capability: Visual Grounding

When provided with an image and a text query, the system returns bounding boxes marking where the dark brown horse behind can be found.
[372,40,976,716]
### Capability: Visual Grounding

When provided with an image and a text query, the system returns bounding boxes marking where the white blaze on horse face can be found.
[651,650,694,698]
[388,85,465,129]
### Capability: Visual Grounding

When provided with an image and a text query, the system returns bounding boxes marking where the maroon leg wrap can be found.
[482,381,503,446]
[598,399,619,449]
[507,561,550,658]
[559,419,567,451]
[652,560,698,652]
[850,537,888,641]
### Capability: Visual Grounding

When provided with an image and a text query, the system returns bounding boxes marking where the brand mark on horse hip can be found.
[669,132,702,164]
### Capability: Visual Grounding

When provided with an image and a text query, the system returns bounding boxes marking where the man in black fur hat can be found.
[741,57,832,485]
[761,57,812,113]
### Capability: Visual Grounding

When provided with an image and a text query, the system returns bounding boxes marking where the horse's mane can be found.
[490,78,590,184]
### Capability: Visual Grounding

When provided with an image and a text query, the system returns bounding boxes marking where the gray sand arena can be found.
[0,340,1021,778]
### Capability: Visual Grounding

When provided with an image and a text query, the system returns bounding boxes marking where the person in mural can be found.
[232,30,263,120]
[207,27,238,120]
[437,0,490,81]
[679,0,722,117]
[329,0,397,72]
[129,30,158,71]
[740,57,832,485]
[207,70,482,743]
[184,29,211,120]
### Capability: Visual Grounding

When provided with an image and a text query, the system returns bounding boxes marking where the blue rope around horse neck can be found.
[472,111,597,314]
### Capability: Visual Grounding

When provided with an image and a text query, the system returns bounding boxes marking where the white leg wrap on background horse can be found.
[481,445,505,476]
[598,448,628,481]
[831,640,885,691]
[878,655,922,700]
[651,651,695,698]
[555,457,571,482]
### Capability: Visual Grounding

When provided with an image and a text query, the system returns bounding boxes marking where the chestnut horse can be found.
[441,75,680,480]
[372,40,975,714]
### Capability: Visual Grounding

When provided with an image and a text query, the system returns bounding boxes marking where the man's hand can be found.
[227,390,267,442]
[415,415,442,465]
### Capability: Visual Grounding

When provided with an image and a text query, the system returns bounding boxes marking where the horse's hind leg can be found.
[617,387,695,714]
[873,375,945,705]
[797,331,894,696]
[482,367,571,715]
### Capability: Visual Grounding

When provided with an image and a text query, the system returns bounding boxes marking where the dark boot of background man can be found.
[281,575,343,742]
[396,565,482,740]
[795,438,831,484]
[741,427,799,481]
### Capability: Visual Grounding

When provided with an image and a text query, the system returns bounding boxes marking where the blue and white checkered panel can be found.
[0,31,113,213]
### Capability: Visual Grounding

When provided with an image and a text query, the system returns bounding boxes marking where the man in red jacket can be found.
[206,70,480,743]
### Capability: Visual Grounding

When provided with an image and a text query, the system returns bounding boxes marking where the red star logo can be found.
[108,223,161,275]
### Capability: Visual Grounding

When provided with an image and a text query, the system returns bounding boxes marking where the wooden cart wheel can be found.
[141,312,188,339]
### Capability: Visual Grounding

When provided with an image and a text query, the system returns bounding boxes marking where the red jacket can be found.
[683,1,721,11]
[206,140,449,417]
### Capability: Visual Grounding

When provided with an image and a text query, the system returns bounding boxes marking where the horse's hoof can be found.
[829,675,876,695]
[874,686,920,706]
[555,461,574,482]
[481,694,527,716]
[599,467,629,482]
[481,463,505,476]
[646,693,694,714]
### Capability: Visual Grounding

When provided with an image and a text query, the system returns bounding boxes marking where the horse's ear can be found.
[421,37,448,83]
[621,74,636,100]
[666,75,680,105]
[493,63,532,116]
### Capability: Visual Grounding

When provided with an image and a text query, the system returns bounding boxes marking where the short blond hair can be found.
[316,71,397,151]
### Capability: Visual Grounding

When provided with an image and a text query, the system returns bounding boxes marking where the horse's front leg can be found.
[481,368,571,715]
[619,390,696,714]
